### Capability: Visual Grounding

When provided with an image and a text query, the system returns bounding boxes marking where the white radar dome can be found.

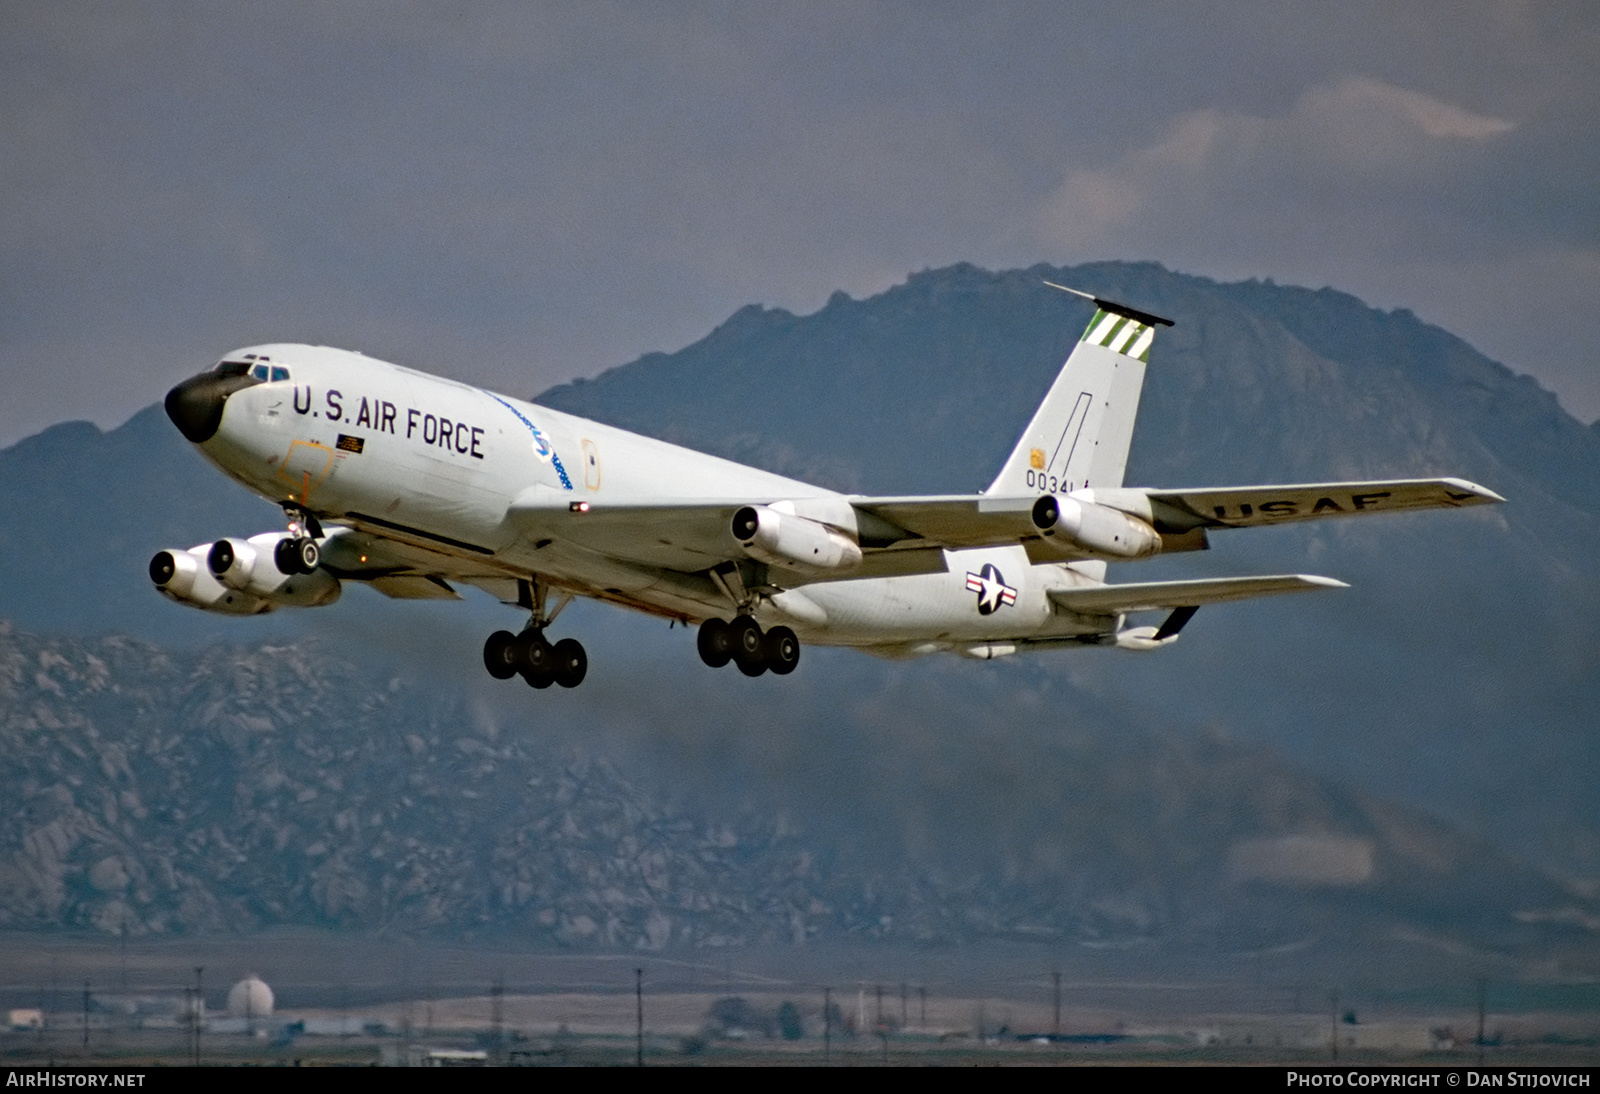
[227,974,275,1019]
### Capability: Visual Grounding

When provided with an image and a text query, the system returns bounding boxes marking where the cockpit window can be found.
[214,357,286,381]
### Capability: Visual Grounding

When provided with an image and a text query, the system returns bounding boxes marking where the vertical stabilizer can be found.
[985,289,1172,495]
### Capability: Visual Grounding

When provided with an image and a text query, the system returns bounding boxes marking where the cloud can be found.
[1312,75,1516,141]
[1023,70,1600,424]
[1289,76,1517,173]
[1033,111,1242,247]
[1,6,1594,444]
[1035,76,1516,252]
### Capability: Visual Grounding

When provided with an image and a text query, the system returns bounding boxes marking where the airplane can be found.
[151,283,1503,689]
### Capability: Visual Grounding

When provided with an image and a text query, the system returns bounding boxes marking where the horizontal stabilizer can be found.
[1042,281,1175,329]
[1048,573,1346,615]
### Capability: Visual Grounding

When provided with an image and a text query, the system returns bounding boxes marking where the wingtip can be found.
[1442,477,1506,504]
[1298,574,1350,590]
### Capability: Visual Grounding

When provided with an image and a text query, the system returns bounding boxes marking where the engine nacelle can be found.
[151,533,340,614]
[149,546,274,614]
[207,533,340,605]
[1031,495,1162,560]
[732,505,863,574]
[207,535,265,591]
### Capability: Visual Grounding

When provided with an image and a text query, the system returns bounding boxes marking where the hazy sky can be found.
[4,2,1596,447]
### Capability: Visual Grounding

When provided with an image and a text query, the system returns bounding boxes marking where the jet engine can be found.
[731,505,863,574]
[1031,495,1162,560]
[150,532,340,613]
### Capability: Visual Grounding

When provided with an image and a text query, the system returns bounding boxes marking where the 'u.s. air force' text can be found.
[291,387,484,459]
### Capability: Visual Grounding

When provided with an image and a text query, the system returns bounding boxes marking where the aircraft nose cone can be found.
[165,369,257,443]
[165,373,229,442]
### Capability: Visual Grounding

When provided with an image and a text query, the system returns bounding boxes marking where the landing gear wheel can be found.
[697,619,733,668]
[552,638,587,688]
[731,615,767,676]
[731,615,764,660]
[271,539,292,575]
[518,634,556,689]
[274,536,319,576]
[272,538,296,575]
[483,630,519,679]
[763,626,800,675]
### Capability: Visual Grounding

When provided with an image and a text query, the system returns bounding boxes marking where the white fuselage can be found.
[197,344,1115,655]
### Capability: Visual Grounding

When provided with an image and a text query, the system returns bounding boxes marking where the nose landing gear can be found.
[698,616,799,677]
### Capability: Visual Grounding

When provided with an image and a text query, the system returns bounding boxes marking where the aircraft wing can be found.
[504,490,1042,567]
[503,477,1501,583]
[1047,573,1346,615]
[1093,477,1503,532]
[506,493,772,570]
[848,478,1504,545]
[846,494,1040,547]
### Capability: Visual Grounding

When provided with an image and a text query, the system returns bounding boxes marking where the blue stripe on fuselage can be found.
[490,394,574,491]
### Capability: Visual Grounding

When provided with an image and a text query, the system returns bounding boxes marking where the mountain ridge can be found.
[5,618,1595,988]
[1,259,1595,907]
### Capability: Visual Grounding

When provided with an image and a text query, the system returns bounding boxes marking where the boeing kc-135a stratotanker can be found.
[152,283,1503,690]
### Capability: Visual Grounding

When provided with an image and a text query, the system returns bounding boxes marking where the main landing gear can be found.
[483,629,587,689]
[697,616,799,677]
[482,581,587,689]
